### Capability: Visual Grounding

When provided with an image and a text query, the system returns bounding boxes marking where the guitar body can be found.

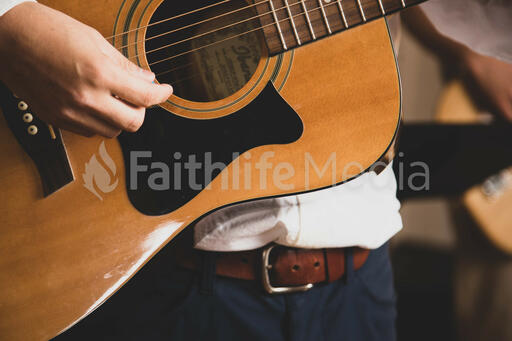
[0,0,400,339]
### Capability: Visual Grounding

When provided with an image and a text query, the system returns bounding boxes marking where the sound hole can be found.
[146,0,264,103]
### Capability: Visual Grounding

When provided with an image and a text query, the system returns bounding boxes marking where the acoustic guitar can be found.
[436,81,512,255]
[0,0,423,339]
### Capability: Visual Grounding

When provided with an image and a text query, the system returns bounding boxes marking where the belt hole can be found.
[314,261,320,268]
[292,264,300,272]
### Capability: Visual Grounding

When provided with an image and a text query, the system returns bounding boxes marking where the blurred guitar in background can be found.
[436,80,512,255]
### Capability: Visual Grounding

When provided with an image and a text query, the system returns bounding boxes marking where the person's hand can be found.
[401,7,512,121]
[460,48,512,121]
[0,2,173,138]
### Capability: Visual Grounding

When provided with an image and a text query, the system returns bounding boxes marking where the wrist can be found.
[0,2,39,83]
[434,37,477,78]
[456,46,484,78]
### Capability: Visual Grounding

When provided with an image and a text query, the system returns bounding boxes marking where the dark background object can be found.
[394,123,512,200]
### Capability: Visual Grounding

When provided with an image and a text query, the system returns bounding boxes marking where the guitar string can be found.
[112,0,269,51]
[107,0,322,46]
[159,70,203,86]
[148,0,358,69]
[128,0,362,70]
[150,0,344,84]
[104,0,232,41]
[108,0,410,49]
[113,0,395,54]
[150,0,395,84]
[113,0,318,56]
[155,62,195,78]
[125,3,283,61]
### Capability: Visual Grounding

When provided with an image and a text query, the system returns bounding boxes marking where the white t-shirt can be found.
[195,163,402,251]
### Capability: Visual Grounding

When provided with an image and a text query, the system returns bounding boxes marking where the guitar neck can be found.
[255,0,426,55]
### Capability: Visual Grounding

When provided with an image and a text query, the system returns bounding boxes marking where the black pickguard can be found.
[118,82,303,216]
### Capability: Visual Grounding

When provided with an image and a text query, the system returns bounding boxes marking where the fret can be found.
[300,0,317,39]
[356,0,367,21]
[336,0,349,28]
[268,0,288,50]
[284,0,302,45]
[317,0,333,34]
[256,0,427,56]
[376,0,386,15]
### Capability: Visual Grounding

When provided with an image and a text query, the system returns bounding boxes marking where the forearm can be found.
[401,7,471,66]
[402,7,512,120]
[0,2,41,83]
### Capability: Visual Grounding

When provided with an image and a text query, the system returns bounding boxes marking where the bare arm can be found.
[402,7,512,121]
[0,2,173,137]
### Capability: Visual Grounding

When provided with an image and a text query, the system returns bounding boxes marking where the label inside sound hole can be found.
[144,0,264,103]
[188,21,262,102]
[182,19,262,102]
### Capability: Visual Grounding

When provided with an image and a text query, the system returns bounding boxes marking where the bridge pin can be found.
[28,125,38,136]
[18,101,28,111]
[23,113,33,123]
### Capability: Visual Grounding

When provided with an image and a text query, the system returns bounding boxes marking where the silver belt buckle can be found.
[261,244,314,294]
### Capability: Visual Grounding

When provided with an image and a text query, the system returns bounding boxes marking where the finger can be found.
[33,105,98,138]
[61,108,122,138]
[56,120,96,138]
[108,67,173,108]
[103,41,156,82]
[89,93,146,132]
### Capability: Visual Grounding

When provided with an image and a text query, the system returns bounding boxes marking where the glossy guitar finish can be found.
[0,0,400,339]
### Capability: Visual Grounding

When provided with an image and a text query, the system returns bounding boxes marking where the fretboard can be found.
[254,0,426,55]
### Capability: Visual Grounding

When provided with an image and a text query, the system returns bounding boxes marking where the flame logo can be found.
[83,141,119,200]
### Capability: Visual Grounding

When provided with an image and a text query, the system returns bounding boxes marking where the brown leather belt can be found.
[173,241,370,294]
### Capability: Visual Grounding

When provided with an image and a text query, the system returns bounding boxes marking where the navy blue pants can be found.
[56,243,396,341]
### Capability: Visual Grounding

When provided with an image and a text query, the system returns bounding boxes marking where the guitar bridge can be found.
[0,83,73,197]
